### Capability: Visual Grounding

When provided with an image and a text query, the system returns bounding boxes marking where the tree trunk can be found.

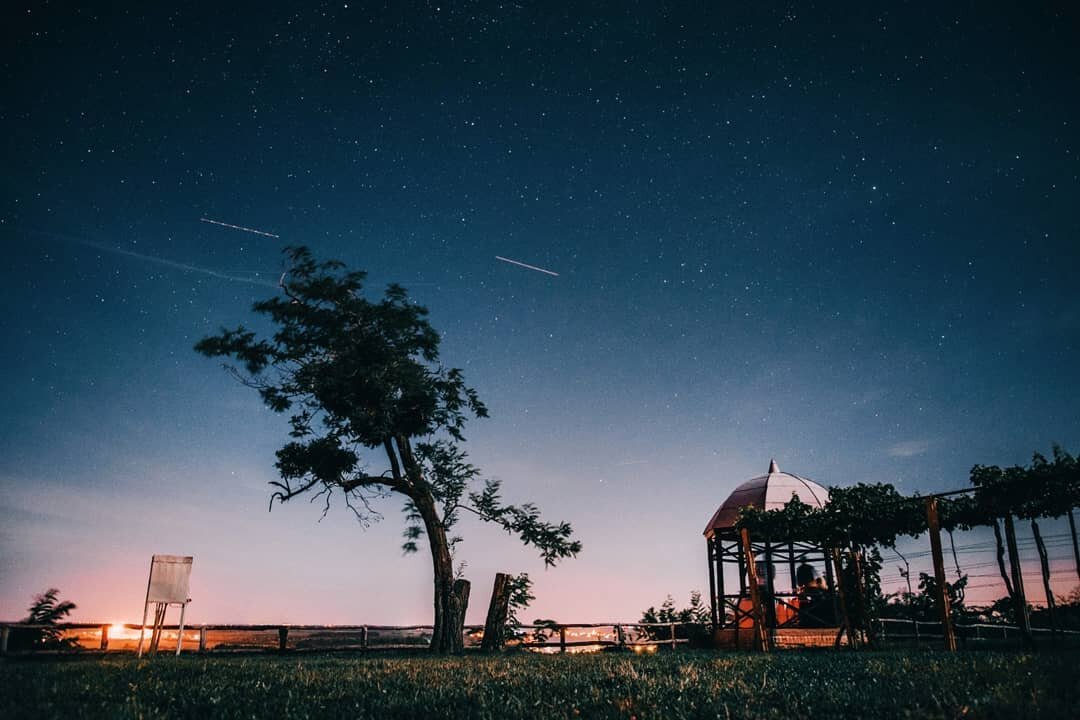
[413,488,465,653]
[1030,519,1059,637]
[388,435,468,654]
[992,519,1014,598]
[1002,514,1034,649]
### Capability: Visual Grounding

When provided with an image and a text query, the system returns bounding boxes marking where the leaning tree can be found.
[196,247,580,652]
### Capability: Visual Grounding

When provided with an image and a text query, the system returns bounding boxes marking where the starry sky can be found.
[2,2,1079,625]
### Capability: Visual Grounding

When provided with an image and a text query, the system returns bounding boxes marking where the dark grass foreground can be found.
[2,650,1078,719]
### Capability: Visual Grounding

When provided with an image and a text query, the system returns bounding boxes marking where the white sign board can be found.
[146,555,193,603]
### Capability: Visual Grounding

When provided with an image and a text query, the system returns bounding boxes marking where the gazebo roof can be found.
[703,460,829,538]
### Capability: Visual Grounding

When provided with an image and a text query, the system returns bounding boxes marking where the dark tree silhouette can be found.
[195,247,580,653]
[10,588,77,651]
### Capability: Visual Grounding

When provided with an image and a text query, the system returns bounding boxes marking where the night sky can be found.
[2,2,1079,625]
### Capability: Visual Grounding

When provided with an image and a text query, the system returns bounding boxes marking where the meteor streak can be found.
[200,217,280,238]
[85,242,278,287]
[494,255,560,277]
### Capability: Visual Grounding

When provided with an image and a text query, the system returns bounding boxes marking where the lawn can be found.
[2,649,1077,719]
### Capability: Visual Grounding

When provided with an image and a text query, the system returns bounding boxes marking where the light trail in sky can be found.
[494,255,560,277]
[200,217,281,238]
[82,240,278,287]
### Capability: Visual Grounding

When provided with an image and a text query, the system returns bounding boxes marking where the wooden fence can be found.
[877,618,1080,643]
[0,621,691,655]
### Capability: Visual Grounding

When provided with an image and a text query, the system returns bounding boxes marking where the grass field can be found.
[2,649,1078,719]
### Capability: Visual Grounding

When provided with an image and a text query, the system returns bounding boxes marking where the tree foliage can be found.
[640,591,710,626]
[10,588,77,651]
[734,484,925,549]
[505,573,536,639]
[639,591,711,645]
[196,247,579,652]
[735,447,1078,549]
[883,573,970,623]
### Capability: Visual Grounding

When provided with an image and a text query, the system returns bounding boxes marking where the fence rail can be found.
[877,618,1080,642]
[7,618,1073,655]
[0,621,691,656]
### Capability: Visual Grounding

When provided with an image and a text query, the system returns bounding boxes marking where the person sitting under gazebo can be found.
[795,563,833,628]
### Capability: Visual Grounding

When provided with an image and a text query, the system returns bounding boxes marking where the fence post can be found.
[1,626,9,655]
[615,625,624,647]
[913,620,920,643]
[278,627,289,652]
[100,624,109,651]
[670,623,677,649]
[361,625,368,649]
[559,627,567,653]
[198,626,207,653]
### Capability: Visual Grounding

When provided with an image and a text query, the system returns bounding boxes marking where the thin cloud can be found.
[888,440,932,458]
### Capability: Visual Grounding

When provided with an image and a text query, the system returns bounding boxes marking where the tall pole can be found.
[925,497,957,651]
[1068,510,1080,582]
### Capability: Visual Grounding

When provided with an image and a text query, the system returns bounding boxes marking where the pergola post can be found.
[925,496,957,651]
[740,527,769,652]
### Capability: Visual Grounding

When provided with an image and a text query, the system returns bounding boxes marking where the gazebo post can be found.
[823,546,836,592]
[715,537,725,627]
[764,541,777,630]
[787,542,797,592]
[737,542,746,596]
[707,536,719,628]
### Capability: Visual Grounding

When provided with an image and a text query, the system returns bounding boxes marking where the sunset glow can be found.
[109,624,139,641]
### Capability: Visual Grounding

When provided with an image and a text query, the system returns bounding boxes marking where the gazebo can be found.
[704,460,839,648]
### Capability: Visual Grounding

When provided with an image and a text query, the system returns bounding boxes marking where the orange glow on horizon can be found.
[109,623,141,640]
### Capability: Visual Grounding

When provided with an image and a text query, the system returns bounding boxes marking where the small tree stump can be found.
[450,579,471,653]
[481,573,512,652]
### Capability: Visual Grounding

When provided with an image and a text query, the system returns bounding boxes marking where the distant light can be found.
[109,623,137,640]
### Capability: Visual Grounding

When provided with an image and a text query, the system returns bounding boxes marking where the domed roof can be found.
[703,460,829,538]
